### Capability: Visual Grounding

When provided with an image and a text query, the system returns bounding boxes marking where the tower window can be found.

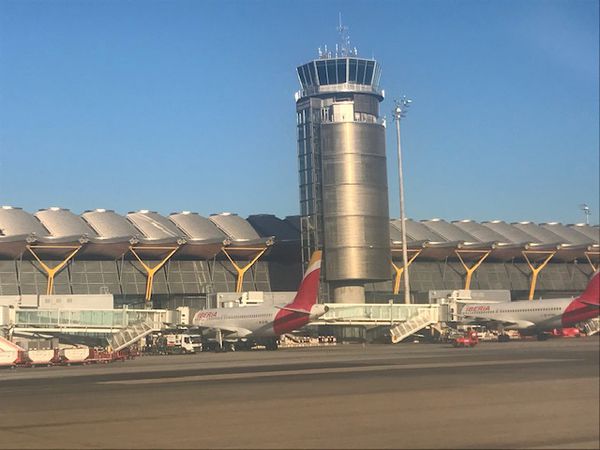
[297,67,307,86]
[316,61,328,85]
[349,59,358,82]
[308,63,318,86]
[357,60,366,84]
[326,60,337,84]
[337,59,347,83]
[365,61,375,85]
[303,64,313,86]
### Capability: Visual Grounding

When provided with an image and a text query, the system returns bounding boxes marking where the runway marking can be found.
[99,358,574,385]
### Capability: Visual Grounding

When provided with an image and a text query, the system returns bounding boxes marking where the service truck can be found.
[163,333,201,354]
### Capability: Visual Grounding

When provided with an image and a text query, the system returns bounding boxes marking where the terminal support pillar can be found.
[221,246,268,293]
[129,246,179,302]
[391,249,422,295]
[455,250,491,290]
[584,251,599,272]
[26,245,81,295]
[522,251,556,300]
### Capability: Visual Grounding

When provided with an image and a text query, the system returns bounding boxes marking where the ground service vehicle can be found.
[551,327,581,338]
[453,330,479,348]
[162,334,200,354]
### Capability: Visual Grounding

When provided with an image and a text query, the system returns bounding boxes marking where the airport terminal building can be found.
[0,206,598,308]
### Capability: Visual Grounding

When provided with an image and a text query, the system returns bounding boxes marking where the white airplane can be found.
[193,251,327,351]
[460,272,599,340]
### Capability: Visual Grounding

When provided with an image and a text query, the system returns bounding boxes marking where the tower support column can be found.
[522,250,555,300]
[331,283,365,303]
[455,250,491,290]
[391,249,422,295]
[129,246,179,302]
[221,246,269,293]
[584,251,599,272]
[27,245,81,295]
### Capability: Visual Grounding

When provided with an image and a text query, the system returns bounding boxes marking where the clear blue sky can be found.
[1,0,598,225]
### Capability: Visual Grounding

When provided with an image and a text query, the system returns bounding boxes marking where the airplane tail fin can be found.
[578,272,600,305]
[286,251,322,311]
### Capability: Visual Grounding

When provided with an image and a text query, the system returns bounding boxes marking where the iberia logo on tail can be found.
[288,250,322,311]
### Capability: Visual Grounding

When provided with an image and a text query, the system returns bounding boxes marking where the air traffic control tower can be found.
[294,25,391,303]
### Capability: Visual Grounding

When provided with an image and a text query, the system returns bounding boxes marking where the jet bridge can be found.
[8,308,167,335]
[312,303,441,343]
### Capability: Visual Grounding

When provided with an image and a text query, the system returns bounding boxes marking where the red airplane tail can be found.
[578,272,599,305]
[285,251,322,312]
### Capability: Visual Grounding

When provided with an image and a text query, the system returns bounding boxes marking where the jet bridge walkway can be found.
[9,308,167,335]
[313,303,441,343]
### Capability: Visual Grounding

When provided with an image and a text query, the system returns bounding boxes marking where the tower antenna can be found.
[336,13,356,57]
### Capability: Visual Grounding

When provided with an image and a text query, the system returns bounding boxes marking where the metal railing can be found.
[319,114,386,127]
[295,83,384,101]
[390,309,436,343]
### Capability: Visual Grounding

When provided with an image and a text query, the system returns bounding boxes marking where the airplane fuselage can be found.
[462,296,598,332]
[193,304,327,340]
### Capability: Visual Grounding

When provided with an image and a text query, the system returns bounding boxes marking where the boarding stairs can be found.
[583,318,600,336]
[390,308,436,344]
[107,320,154,352]
[282,333,303,343]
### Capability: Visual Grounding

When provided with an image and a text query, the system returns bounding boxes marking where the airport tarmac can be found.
[1,338,598,449]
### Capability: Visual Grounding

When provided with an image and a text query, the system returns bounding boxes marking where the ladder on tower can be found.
[389,308,436,344]
[107,320,154,352]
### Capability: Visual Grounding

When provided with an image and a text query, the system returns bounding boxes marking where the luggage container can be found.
[59,346,90,364]
[0,349,21,367]
[0,336,25,367]
[26,349,56,366]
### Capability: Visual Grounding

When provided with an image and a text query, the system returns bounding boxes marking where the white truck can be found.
[162,333,202,354]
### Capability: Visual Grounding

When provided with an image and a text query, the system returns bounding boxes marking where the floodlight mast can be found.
[393,97,412,304]
[580,204,591,225]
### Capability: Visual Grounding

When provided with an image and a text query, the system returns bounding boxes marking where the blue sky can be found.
[0,0,598,225]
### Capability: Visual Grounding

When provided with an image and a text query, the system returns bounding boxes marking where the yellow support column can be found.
[455,250,491,290]
[391,249,422,295]
[26,245,81,295]
[522,251,556,300]
[584,251,599,272]
[129,246,179,302]
[221,246,269,293]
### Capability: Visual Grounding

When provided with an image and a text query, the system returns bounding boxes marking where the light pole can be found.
[393,97,412,304]
[580,204,591,225]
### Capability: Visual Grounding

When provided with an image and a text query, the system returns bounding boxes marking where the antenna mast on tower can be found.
[336,13,357,57]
